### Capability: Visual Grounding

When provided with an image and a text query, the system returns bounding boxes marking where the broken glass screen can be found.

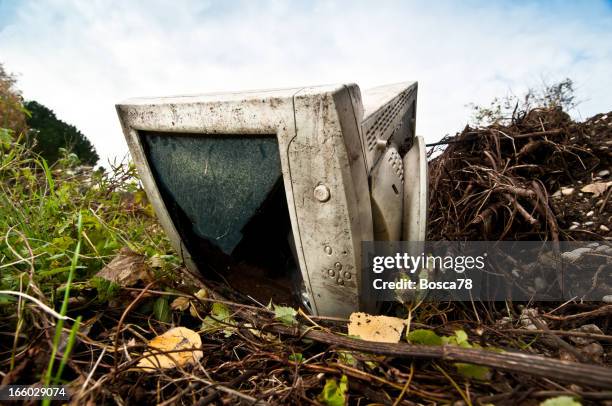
[140,132,283,255]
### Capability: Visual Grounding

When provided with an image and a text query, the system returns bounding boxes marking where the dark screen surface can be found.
[140,132,283,255]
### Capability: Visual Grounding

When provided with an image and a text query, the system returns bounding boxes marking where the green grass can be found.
[0,135,176,292]
[0,132,180,382]
[43,212,82,401]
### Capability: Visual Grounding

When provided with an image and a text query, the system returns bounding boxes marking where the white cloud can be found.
[1,0,611,164]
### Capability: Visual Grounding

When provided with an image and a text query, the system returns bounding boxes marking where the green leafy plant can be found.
[540,396,581,406]
[89,276,120,302]
[153,297,171,323]
[318,375,348,406]
[1,97,177,389]
[406,329,443,346]
[406,329,492,380]
[0,138,176,299]
[337,351,358,367]
[288,353,303,363]
[202,302,235,337]
[273,304,297,326]
[453,362,491,380]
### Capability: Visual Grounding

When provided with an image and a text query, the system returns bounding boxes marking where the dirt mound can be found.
[428,107,612,241]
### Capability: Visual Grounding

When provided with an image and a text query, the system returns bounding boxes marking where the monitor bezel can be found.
[116,84,373,316]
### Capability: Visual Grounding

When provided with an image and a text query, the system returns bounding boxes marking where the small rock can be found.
[580,342,604,362]
[600,225,610,232]
[586,210,595,217]
[552,190,562,198]
[572,221,580,226]
[584,221,594,226]
[598,169,610,177]
[569,324,604,345]
[569,384,583,394]
[603,295,612,303]
[561,187,574,196]
[519,308,545,330]
[569,225,578,230]
[562,247,591,262]
[559,349,577,362]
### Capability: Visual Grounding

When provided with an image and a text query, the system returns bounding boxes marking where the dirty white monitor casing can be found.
[116,82,425,318]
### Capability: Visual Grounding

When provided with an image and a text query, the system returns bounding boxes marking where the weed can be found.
[0,133,180,386]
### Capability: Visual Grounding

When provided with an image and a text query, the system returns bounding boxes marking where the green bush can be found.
[0,135,176,300]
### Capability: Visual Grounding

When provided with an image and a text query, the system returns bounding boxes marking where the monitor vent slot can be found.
[364,89,412,151]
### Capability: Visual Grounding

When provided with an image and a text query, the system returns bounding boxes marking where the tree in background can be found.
[0,63,28,137]
[1,62,99,165]
[24,100,99,166]
[469,78,577,127]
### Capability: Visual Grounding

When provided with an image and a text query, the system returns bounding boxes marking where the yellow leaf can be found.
[194,288,208,301]
[348,312,407,343]
[137,327,203,371]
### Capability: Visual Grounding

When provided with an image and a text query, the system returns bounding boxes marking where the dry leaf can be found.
[187,289,209,319]
[171,296,191,311]
[189,302,202,319]
[95,247,151,287]
[137,327,203,371]
[244,323,279,342]
[580,181,612,197]
[348,312,407,343]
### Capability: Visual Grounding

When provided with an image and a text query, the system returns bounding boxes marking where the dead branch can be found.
[264,324,612,390]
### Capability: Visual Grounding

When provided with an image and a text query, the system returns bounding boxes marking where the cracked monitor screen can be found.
[139,132,296,290]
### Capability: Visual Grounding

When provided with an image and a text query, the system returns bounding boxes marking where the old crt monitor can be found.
[116,82,427,317]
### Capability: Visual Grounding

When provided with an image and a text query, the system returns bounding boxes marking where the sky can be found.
[0,0,611,165]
